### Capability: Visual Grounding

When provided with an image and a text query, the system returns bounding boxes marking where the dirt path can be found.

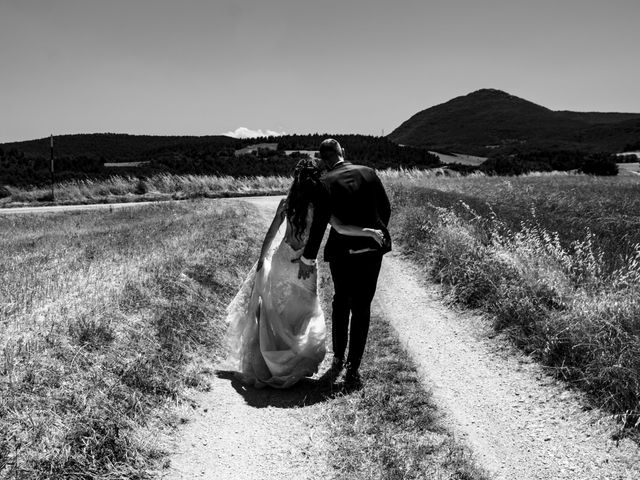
[161,373,329,479]
[0,195,281,215]
[163,196,333,480]
[0,200,173,215]
[376,253,640,480]
[164,196,640,480]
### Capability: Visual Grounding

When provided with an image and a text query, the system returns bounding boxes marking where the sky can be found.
[1,0,639,142]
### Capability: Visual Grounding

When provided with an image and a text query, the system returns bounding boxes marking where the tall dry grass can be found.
[0,200,263,478]
[1,173,291,207]
[384,170,640,270]
[387,172,640,433]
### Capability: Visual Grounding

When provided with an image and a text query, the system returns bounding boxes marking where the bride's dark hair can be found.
[287,158,323,240]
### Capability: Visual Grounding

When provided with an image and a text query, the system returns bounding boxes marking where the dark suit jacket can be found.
[303,161,391,262]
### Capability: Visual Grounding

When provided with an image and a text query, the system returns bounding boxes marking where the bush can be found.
[481,150,619,176]
[581,154,619,175]
[134,178,148,195]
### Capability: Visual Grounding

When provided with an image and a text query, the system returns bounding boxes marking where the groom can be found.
[296,138,391,385]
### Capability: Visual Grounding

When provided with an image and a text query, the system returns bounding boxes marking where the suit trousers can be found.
[329,253,383,372]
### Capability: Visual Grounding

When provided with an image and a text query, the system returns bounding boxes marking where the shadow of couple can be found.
[215,368,356,408]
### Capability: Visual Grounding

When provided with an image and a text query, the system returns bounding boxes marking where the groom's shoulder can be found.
[348,163,379,182]
[323,163,377,187]
[322,163,375,188]
[329,162,374,176]
[349,162,376,175]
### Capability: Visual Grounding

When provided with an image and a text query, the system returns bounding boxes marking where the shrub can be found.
[388,174,640,431]
[581,154,619,176]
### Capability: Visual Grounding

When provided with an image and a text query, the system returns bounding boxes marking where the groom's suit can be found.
[303,161,391,372]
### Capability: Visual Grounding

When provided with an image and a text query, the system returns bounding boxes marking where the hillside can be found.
[556,111,640,125]
[578,117,640,152]
[389,89,640,155]
[0,133,242,162]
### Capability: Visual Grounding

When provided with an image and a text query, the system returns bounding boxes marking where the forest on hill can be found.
[0,134,440,187]
[0,134,243,162]
[473,150,619,176]
[389,89,640,156]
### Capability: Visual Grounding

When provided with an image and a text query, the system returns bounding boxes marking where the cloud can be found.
[223,127,286,139]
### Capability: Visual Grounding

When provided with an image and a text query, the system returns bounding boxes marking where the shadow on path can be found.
[216,369,353,408]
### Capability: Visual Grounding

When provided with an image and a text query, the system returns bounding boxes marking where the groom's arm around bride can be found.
[297,138,391,384]
[299,140,391,271]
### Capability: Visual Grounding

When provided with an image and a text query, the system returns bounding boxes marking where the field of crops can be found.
[385,172,640,431]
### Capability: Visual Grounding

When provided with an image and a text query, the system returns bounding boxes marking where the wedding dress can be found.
[224,206,326,388]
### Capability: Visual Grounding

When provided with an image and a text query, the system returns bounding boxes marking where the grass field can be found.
[4,167,638,477]
[0,200,263,478]
[0,173,290,207]
[618,162,640,177]
[385,172,640,432]
[429,151,487,166]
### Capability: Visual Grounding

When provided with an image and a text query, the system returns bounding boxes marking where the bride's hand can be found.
[364,228,384,246]
[291,256,315,280]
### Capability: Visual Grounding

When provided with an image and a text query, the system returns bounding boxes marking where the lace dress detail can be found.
[224,206,326,388]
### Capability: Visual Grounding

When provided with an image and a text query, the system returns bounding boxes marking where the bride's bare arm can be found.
[257,198,287,270]
[330,215,385,246]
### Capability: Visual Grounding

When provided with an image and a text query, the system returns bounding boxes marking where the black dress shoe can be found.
[344,369,361,387]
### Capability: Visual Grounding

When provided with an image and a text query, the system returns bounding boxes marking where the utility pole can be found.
[50,134,55,201]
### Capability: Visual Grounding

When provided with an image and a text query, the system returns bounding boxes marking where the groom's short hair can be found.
[319,138,343,159]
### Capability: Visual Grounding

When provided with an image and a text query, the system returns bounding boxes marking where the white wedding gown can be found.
[224,207,326,388]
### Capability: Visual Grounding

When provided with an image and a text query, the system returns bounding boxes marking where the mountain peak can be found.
[469,88,511,96]
[463,89,527,104]
[388,90,640,155]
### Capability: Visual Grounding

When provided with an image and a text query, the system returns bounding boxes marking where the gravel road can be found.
[0,200,170,215]
[376,254,640,480]
[0,195,283,215]
[161,373,329,480]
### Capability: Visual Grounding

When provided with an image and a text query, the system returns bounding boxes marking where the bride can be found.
[224,158,386,388]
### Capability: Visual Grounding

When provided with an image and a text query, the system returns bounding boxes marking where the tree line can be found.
[447,150,619,176]
[0,134,442,186]
[1,134,623,187]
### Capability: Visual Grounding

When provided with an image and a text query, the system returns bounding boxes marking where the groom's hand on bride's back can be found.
[292,256,315,279]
